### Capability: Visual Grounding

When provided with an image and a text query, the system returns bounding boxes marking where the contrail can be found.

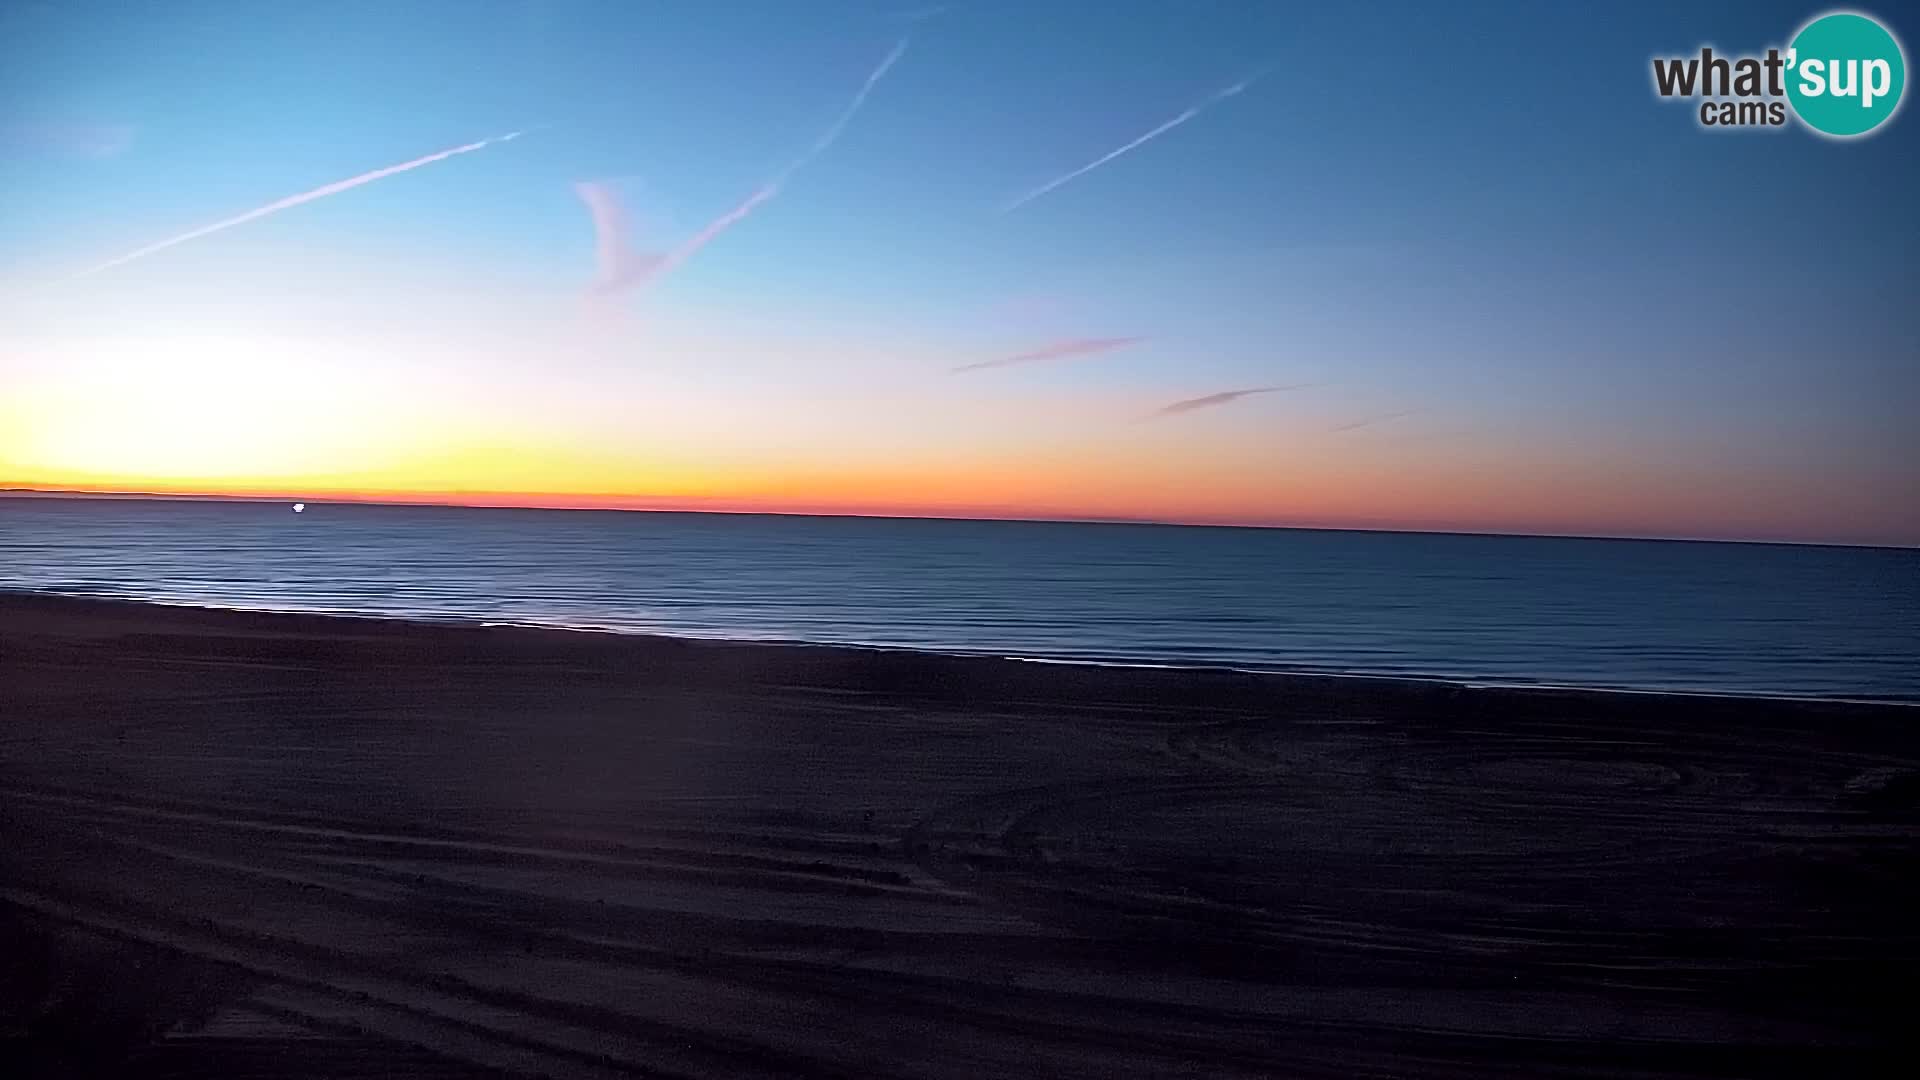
[647,183,778,286]
[786,38,908,183]
[1328,409,1417,433]
[1144,384,1306,419]
[646,39,908,288]
[1002,70,1266,213]
[573,181,663,294]
[952,335,1144,374]
[58,131,525,282]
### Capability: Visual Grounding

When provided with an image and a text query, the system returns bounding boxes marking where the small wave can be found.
[22,580,137,596]
[7,583,1914,705]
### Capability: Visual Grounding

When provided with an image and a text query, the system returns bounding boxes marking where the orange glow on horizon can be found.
[6,459,1912,546]
[3,336,1914,547]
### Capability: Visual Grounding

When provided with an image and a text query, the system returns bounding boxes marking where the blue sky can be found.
[1,1,1915,543]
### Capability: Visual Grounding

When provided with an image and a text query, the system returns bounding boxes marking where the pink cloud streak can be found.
[952,336,1146,374]
[573,181,664,294]
[1146,384,1307,419]
[1328,409,1418,433]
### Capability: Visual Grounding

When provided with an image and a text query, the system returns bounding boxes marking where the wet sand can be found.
[1,593,1914,1077]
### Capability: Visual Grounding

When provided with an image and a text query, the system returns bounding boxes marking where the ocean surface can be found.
[3,497,1916,701]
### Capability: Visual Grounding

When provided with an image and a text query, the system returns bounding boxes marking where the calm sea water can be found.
[3,498,1916,700]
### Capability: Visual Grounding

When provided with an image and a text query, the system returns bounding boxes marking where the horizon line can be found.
[2,485,1912,552]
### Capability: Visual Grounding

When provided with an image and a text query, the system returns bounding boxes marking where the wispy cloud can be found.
[640,38,909,291]
[57,130,525,282]
[1328,409,1417,433]
[952,336,1145,374]
[1145,384,1306,419]
[1002,69,1267,213]
[1,120,134,160]
[573,181,663,294]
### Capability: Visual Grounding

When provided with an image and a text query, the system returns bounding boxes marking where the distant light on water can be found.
[292,502,305,514]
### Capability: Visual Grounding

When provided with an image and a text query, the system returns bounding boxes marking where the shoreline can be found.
[4,589,1916,1076]
[6,587,1913,709]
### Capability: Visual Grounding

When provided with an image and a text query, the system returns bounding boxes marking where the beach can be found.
[1,592,1914,1077]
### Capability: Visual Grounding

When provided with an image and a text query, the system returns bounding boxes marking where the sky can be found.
[1,0,1915,546]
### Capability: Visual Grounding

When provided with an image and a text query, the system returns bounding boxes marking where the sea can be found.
[3,497,1916,702]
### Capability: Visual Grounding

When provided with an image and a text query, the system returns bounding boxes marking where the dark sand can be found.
[1,594,1915,1077]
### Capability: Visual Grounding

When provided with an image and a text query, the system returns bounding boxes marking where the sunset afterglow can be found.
[3,2,1914,546]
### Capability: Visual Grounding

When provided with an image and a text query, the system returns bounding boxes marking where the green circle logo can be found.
[1787,12,1907,137]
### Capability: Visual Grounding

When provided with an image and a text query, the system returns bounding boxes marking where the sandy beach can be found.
[1,592,1914,1077]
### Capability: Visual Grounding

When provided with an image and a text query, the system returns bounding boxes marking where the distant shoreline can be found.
[4,488,1912,552]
